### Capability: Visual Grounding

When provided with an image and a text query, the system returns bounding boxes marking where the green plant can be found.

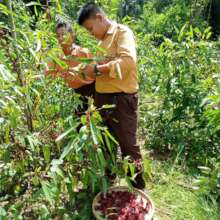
[1,0,220,218]
[138,25,220,165]
[203,84,220,135]
[194,157,220,203]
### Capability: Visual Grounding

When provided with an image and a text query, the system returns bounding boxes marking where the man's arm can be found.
[82,27,137,79]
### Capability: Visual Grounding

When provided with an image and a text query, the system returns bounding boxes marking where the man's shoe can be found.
[131,172,145,190]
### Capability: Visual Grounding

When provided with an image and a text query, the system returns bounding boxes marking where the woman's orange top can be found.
[45,44,95,89]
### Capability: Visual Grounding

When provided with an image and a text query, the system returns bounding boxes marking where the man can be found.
[77,2,145,189]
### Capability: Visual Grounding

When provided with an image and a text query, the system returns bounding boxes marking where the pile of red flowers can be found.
[95,190,152,220]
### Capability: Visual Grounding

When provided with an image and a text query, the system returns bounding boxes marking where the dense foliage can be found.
[0,0,219,219]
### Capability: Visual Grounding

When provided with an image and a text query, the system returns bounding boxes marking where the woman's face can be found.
[56,27,74,47]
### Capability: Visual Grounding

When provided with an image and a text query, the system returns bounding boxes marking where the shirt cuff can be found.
[108,61,122,79]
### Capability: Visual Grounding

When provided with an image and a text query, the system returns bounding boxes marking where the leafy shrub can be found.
[138,0,209,39]
[138,25,220,165]
[194,157,220,203]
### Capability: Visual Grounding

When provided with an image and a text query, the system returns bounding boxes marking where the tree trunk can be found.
[209,0,220,38]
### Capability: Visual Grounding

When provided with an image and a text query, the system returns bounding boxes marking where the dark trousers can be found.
[95,92,142,160]
[75,82,95,98]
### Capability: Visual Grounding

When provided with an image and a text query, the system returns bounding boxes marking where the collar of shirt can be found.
[101,21,117,42]
[106,21,117,35]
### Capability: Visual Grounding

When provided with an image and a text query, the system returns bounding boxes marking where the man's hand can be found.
[82,62,111,77]
[98,58,110,65]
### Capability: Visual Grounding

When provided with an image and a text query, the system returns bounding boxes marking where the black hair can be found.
[77,2,104,26]
[0,28,8,36]
[55,21,81,45]
[55,21,73,33]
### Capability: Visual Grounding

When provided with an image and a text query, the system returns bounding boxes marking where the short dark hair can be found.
[77,2,104,26]
[55,22,73,33]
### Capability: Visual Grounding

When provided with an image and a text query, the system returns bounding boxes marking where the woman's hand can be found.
[82,64,95,78]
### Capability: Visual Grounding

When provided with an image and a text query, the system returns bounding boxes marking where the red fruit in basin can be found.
[96,190,151,220]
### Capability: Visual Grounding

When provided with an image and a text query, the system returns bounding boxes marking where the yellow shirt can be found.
[96,22,139,94]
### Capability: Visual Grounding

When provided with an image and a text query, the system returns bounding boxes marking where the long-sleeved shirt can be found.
[45,45,95,89]
[96,22,138,94]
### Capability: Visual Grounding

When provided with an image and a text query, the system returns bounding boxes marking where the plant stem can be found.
[8,0,33,132]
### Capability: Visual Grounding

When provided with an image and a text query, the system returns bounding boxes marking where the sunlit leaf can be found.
[55,126,75,142]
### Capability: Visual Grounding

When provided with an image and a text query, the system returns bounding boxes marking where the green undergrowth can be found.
[145,160,220,220]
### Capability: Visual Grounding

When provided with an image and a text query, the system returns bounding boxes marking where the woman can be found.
[45,21,95,98]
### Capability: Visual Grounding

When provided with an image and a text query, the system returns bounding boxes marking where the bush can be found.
[138,0,209,39]
[194,157,220,203]
[138,25,220,165]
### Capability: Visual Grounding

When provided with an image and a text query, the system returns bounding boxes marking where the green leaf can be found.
[104,129,118,145]
[43,145,50,163]
[0,3,16,17]
[102,104,116,109]
[51,159,63,166]
[55,126,75,142]
[178,23,188,42]
[26,135,40,152]
[25,1,42,7]
[101,177,108,193]
[53,167,64,178]
[198,166,211,174]
[38,205,50,219]
[0,64,15,81]
[13,86,23,97]
[143,159,152,180]
[67,56,94,63]
[32,175,39,186]
[48,53,67,69]
[128,162,135,178]
[103,131,115,162]
[55,0,62,13]
[188,25,194,39]
[90,119,99,145]
[35,39,41,52]
[0,207,7,219]
[0,117,4,125]
[89,170,97,193]
[41,181,54,205]
[123,156,130,175]
[205,32,212,40]
[96,45,108,55]
[97,148,106,169]
[60,137,79,160]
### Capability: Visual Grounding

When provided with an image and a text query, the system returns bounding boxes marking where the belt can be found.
[95,91,138,96]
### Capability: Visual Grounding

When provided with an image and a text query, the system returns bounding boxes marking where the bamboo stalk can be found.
[8,0,33,132]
